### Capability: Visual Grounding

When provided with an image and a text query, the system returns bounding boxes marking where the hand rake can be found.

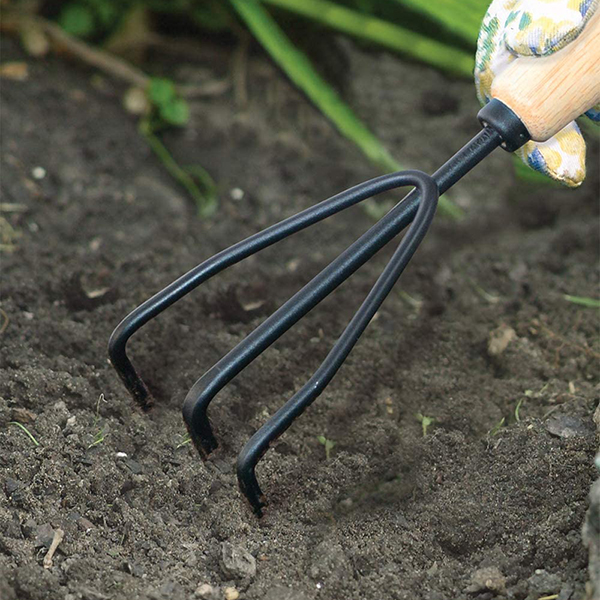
[109,18,599,516]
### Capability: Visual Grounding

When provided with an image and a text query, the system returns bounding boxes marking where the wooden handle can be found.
[492,9,600,142]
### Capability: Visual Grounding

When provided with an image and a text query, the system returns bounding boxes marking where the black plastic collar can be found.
[477,98,531,152]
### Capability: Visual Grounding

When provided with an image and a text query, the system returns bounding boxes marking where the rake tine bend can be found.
[181,125,504,461]
[109,171,429,411]
[181,170,432,456]
[109,169,449,413]
[235,171,438,516]
[109,111,510,414]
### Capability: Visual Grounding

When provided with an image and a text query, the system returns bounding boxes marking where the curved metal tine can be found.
[180,127,504,455]
[110,127,503,411]
[108,173,420,411]
[235,172,439,516]
[182,173,426,458]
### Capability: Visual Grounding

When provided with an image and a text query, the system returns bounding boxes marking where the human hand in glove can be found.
[475,0,599,187]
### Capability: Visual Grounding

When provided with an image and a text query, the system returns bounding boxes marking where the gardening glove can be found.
[475,0,600,187]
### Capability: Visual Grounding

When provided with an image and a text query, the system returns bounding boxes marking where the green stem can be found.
[9,421,40,446]
[263,0,475,77]
[564,295,600,308]
[139,119,218,217]
[229,0,462,218]
[390,0,486,45]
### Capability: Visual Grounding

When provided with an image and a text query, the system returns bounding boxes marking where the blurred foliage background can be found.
[3,0,510,216]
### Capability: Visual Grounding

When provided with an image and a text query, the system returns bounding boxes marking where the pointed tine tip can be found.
[237,455,267,518]
[188,429,218,460]
[246,491,267,518]
[182,401,218,459]
[128,382,153,412]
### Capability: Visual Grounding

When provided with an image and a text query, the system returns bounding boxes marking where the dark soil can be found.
[1,33,599,600]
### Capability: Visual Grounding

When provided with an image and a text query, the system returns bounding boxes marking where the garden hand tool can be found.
[109,9,600,516]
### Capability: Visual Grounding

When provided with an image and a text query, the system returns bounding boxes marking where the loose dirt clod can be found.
[221,543,256,579]
[545,415,594,439]
[465,566,506,594]
[34,523,55,548]
[527,569,562,597]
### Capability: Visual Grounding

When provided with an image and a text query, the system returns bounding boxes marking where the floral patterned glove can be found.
[475,0,600,187]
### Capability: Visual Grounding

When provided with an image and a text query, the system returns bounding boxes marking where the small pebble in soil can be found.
[230,188,244,201]
[557,583,574,600]
[22,518,36,539]
[124,458,144,475]
[195,583,217,599]
[77,516,94,532]
[224,587,239,600]
[220,542,256,579]
[124,561,144,578]
[5,478,22,495]
[487,324,516,357]
[10,407,36,423]
[31,166,46,180]
[123,86,150,115]
[338,497,353,511]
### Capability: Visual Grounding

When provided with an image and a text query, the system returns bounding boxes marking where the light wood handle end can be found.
[491,10,600,142]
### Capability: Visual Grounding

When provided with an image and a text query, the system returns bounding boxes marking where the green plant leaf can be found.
[564,295,600,309]
[514,398,523,422]
[58,3,96,38]
[390,0,487,45]
[415,413,434,436]
[159,97,190,126]
[88,0,121,27]
[579,116,600,138]
[229,0,461,218]
[263,0,475,77]
[489,416,505,436]
[230,0,398,170]
[148,78,177,107]
[9,421,40,446]
[192,1,234,31]
[317,435,336,459]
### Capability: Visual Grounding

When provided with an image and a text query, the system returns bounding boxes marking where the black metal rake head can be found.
[109,100,529,517]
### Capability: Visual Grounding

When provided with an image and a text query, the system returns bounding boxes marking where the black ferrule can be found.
[477,98,531,152]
